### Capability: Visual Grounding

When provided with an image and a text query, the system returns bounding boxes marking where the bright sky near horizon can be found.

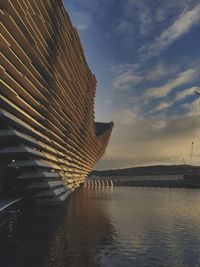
[65,0,200,170]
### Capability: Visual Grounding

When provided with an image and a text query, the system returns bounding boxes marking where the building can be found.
[0,0,113,202]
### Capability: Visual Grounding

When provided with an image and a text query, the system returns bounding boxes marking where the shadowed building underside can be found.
[0,0,113,202]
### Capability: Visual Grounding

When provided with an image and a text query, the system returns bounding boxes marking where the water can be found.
[1,187,200,267]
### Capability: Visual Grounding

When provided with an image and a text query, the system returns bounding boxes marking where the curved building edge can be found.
[0,0,113,203]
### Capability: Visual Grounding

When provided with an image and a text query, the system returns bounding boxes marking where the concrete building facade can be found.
[0,0,113,202]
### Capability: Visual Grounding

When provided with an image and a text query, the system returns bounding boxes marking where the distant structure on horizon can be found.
[91,165,194,177]
[0,0,113,202]
[89,165,200,188]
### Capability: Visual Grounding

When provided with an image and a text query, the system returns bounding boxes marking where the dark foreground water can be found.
[1,187,200,267]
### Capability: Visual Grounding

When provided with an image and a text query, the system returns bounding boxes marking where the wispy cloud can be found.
[146,62,167,81]
[146,62,180,81]
[150,86,200,114]
[70,11,92,31]
[154,101,174,112]
[138,4,152,35]
[115,20,135,35]
[155,1,189,23]
[143,68,198,99]
[123,0,153,35]
[69,0,115,19]
[112,64,142,91]
[140,4,200,59]
[114,19,136,47]
[176,86,200,101]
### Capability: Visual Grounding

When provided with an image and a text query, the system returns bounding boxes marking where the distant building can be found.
[0,0,113,202]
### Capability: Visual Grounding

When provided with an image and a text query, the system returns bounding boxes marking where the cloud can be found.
[66,0,200,170]
[112,64,142,91]
[154,101,174,112]
[95,110,196,170]
[146,62,180,82]
[182,98,200,117]
[111,108,137,125]
[69,0,115,19]
[115,20,135,36]
[143,68,198,100]
[113,19,136,48]
[108,63,199,119]
[147,86,200,116]
[113,72,142,90]
[140,4,200,59]
[147,63,167,81]
[138,4,152,35]
[95,64,200,170]
[71,11,92,31]
[155,1,185,22]
[123,0,153,35]
[176,86,200,101]
[155,0,199,22]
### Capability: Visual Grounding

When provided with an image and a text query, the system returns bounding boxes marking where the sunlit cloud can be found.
[176,86,200,101]
[149,87,200,113]
[154,102,174,112]
[143,68,198,100]
[95,111,196,170]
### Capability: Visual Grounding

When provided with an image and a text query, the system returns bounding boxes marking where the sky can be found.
[65,0,200,170]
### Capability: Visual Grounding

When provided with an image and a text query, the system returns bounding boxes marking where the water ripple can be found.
[1,187,200,266]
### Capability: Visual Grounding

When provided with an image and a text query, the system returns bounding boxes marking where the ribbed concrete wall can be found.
[0,0,113,202]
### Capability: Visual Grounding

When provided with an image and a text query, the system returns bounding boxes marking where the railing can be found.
[86,174,185,187]
[84,180,113,187]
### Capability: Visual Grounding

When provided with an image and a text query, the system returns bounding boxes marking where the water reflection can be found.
[1,187,200,266]
[46,187,116,267]
[103,187,200,267]
[0,187,116,267]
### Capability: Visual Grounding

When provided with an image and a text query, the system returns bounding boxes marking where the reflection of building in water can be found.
[46,188,116,267]
[0,188,117,267]
[0,0,113,202]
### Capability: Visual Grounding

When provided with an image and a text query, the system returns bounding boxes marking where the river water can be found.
[1,187,200,267]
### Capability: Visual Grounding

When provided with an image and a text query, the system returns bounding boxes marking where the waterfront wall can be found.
[88,174,200,188]
[89,174,184,181]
